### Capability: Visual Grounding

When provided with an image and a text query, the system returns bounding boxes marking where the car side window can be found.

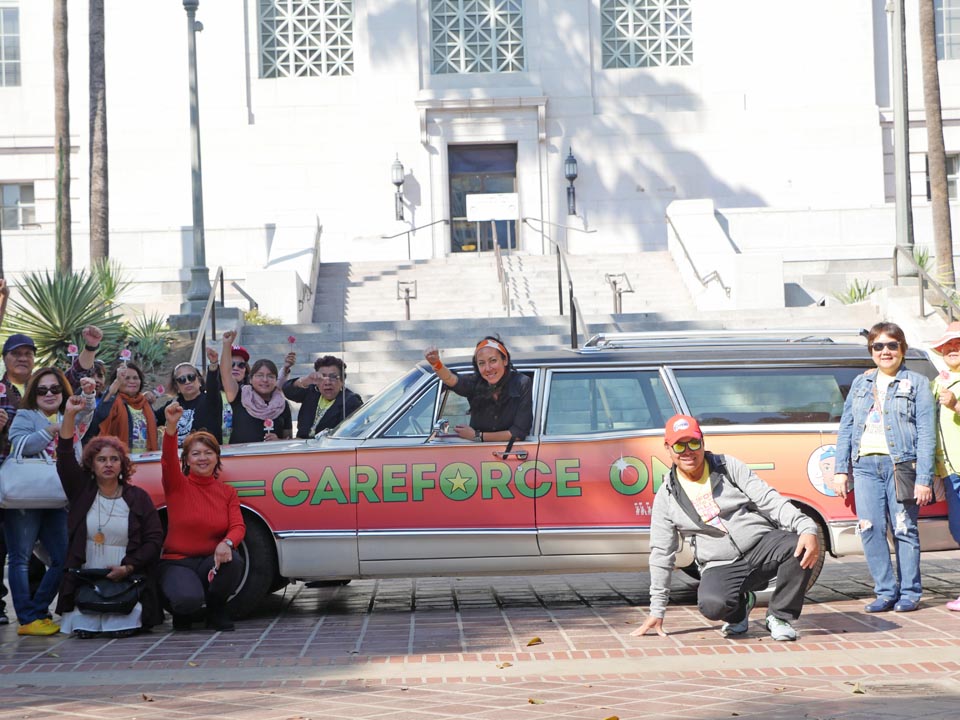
[674,367,863,425]
[382,386,438,438]
[544,370,674,435]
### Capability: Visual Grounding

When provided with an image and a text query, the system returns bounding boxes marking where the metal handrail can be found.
[381,218,451,260]
[493,243,510,317]
[664,214,731,298]
[521,217,592,348]
[189,266,226,372]
[892,244,960,321]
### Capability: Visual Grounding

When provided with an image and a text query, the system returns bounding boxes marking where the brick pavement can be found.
[1,553,959,718]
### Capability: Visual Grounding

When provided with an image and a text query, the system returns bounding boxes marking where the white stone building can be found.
[1,0,960,319]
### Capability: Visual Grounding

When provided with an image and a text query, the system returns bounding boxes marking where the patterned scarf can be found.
[240,384,287,421]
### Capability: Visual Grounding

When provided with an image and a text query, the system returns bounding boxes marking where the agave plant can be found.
[124,311,172,373]
[2,270,125,366]
[91,257,133,305]
[833,278,878,305]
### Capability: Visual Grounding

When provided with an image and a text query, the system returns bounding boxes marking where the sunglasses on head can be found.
[670,438,703,454]
[871,341,900,352]
[36,385,63,397]
[232,360,247,369]
[175,373,198,385]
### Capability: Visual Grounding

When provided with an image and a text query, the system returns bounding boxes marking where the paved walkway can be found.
[1,553,960,719]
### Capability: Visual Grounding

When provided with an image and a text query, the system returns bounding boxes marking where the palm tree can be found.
[919,0,955,287]
[89,0,108,261]
[53,0,72,274]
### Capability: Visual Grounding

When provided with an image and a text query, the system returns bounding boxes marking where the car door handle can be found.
[493,449,528,460]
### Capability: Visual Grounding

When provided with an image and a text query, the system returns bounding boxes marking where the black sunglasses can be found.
[870,341,900,352]
[175,373,198,385]
[232,360,247,369]
[36,385,63,397]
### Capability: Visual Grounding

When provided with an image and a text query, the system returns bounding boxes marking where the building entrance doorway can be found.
[449,144,518,253]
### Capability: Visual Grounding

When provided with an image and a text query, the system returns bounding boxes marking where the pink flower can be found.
[67,344,78,355]
[155,385,165,395]
[264,418,275,430]
[120,349,132,361]
[287,335,297,345]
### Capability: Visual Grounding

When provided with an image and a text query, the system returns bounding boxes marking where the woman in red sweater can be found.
[157,402,245,631]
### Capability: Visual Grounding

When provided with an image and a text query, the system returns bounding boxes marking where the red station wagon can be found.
[131,332,956,615]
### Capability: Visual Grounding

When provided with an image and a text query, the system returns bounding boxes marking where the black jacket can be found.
[282,379,363,438]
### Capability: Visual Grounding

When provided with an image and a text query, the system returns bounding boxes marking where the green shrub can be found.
[2,270,125,366]
[125,312,172,373]
[92,257,133,305]
[244,307,282,326]
[833,279,878,305]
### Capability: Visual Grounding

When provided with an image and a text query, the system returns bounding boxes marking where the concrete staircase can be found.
[310,251,696,324]
[237,303,886,402]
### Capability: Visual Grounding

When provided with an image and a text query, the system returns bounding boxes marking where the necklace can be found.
[93,486,123,546]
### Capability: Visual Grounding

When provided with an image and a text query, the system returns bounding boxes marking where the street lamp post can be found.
[564,147,578,216]
[182,0,210,314]
[888,0,914,272]
[392,156,405,222]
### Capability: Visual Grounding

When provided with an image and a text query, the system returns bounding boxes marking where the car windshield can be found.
[332,365,431,439]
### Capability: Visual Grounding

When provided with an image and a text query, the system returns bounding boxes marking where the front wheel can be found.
[227,514,278,618]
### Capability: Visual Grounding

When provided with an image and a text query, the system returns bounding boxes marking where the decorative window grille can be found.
[0,5,20,87]
[259,0,353,78]
[936,0,960,60]
[430,0,525,74]
[1,183,36,230]
[601,0,692,69]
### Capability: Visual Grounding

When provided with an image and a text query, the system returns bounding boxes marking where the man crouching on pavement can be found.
[632,414,820,642]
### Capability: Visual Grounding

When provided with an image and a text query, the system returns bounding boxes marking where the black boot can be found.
[205,600,234,632]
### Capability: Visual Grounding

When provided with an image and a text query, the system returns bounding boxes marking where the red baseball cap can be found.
[664,414,703,445]
[231,346,250,362]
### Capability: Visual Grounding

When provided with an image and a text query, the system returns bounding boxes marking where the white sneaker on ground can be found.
[721,591,756,636]
[765,615,798,641]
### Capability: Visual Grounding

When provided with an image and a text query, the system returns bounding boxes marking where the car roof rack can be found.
[581,329,869,350]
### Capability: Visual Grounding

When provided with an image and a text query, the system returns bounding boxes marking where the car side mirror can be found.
[425,419,450,443]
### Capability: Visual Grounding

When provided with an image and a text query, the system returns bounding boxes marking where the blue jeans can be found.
[945,474,960,545]
[853,455,922,603]
[2,508,67,624]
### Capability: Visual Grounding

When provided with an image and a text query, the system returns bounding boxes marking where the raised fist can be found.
[82,326,103,346]
[165,401,184,425]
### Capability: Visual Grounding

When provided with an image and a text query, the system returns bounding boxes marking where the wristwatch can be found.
[223,539,234,548]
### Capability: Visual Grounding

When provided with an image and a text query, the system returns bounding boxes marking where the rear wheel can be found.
[227,514,278,618]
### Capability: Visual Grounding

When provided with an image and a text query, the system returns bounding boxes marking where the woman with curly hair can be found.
[424,336,533,442]
[55,396,163,638]
[157,401,245,631]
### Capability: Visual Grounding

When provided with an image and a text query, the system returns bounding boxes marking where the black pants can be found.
[158,552,244,616]
[698,529,811,623]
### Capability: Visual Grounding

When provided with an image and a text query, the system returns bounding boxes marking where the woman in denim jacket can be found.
[833,322,935,614]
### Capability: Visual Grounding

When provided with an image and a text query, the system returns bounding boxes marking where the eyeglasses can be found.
[232,360,247,369]
[252,373,277,381]
[670,439,703,454]
[36,385,63,397]
[175,373,198,385]
[871,341,901,352]
[318,373,341,381]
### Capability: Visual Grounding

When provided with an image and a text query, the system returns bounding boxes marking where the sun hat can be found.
[931,322,960,353]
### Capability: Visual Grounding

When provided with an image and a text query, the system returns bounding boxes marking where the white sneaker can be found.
[721,592,756,636]
[765,615,797,641]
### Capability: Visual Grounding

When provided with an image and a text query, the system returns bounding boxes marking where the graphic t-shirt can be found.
[128,407,149,453]
[859,372,896,456]
[677,465,727,533]
[311,397,334,435]
[934,370,960,476]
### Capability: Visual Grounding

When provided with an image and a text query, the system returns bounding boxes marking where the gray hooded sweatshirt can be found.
[648,451,818,618]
